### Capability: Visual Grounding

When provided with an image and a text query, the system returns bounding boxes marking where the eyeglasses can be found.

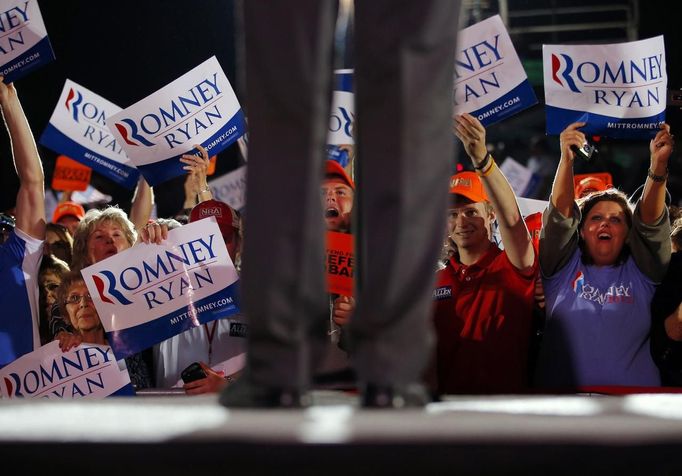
[65,293,93,305]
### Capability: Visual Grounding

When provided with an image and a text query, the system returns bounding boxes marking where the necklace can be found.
[203,321,218,364]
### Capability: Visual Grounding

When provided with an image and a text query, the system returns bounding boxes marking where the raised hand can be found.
[559,122,587,162]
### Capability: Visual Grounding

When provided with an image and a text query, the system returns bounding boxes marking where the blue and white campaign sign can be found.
[0,0,55,83]
[454,15,537,125]
[208,165,246,212]
[543,36,666,139]
[39,79,140,189]
[328,69,354,145]
[81,218,241,359]
[107,56,246,187]
[0,341,131,399]
[499,157,541,198]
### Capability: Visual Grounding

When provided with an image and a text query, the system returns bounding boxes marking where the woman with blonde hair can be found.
[70,206,139,272]
[50,205,167,380]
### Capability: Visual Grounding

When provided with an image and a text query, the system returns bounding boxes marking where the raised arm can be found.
[454,113,534,271]
[129,176,154,232]
[550,122,586,219]
[0,77,44,239]
[639,123,674,224]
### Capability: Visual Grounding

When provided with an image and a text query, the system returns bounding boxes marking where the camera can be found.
[571,142,597,161]
[181,362,207,383]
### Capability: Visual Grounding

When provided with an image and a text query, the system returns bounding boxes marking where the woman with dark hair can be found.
[38,254,69,344]
[44,222,73,265]
[534,122,673,389]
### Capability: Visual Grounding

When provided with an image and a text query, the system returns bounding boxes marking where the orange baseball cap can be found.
[575,176,609,198]
[52,201,85,224]
[325,160,354,189]
[449,171,489,203]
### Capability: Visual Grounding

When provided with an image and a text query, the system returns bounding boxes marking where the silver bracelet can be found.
[198,185,211,194]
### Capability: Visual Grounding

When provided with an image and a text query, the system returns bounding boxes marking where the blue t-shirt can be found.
[0,229,43,368]
[536,249,661,388]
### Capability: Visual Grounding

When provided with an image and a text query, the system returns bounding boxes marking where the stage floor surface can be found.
[3,391,682,475]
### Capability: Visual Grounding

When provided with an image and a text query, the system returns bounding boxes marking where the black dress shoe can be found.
[361,382,431,409]
[219,378,308,408]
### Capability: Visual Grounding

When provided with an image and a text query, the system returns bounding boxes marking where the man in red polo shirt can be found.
[431,113,538,395]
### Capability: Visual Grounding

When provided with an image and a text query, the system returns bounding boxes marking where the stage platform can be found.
[3,391,682,475]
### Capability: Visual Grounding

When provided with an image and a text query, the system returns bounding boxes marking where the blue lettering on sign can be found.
[115,73,224,148]
[65,88,126,155]
[552,52,664,109]
[454,35,504,105]
[94,234,220,309]
[4,347,112,397]
[0,1,29,31]
[454,35,503,79]
[594,88,660,108]
[82,126,125,155]
[0,1,30,55]
[328,106,354,138]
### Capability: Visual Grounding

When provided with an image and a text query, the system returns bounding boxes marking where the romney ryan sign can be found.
[80,218,241,359]
[107,56,246,187]
[543,35,666,139]
[0,0,55,83]
[40,79,140,189]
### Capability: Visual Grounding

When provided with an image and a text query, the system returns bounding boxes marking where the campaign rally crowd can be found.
[1,1,682,407]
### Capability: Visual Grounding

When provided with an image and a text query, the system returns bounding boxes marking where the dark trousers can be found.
[241,0,459,389]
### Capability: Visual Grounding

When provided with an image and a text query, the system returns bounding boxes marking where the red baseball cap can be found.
[325,160,354,189]
[575,176,609,198]
[449,171,489,203]
[52,201,85,224]
[189,199,239,242]
[524,212,543,252]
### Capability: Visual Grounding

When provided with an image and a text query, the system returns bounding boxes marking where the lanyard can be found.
[203,321,218,364]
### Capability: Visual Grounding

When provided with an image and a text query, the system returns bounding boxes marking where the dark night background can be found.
[1,0,681,218]
[0,0,242,218]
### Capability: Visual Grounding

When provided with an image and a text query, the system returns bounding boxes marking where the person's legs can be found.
[220,0,337,406]
[351,0,460,405]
